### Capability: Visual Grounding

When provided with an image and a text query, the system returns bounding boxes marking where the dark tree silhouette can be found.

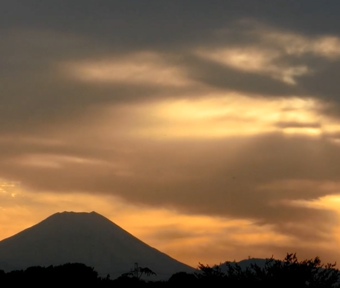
[197,253,340,288]
[117,265,157,284]
[138,267,157,279]
[168,271,197,285]
[0,253,338,287]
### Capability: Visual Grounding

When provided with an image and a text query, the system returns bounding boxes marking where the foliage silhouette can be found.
[119,266,156,279]
[0,253,338,287]
[196,253,340,288]
[0,263,99,287]
[139,267,157,279]
[168,271,198,285]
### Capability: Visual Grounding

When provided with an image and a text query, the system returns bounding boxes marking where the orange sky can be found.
[1,178,340,267]
[1,1,340,269]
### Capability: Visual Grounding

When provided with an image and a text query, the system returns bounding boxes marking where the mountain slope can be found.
[0,211,195,280]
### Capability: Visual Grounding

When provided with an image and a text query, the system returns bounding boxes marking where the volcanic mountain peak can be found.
[0,211,195,280]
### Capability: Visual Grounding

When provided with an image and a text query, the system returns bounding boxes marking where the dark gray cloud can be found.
[300,60,340,101]
[2,1,340,133]
[180,55,299,96]
[2,0,340,260]
[3,1,340,41]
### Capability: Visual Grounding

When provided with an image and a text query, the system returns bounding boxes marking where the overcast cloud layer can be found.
[1,1,340,265]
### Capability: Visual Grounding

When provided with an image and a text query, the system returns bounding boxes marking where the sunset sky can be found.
[2,1,340,268]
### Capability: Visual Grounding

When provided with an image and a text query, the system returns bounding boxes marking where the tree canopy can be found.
[0,253,338,287]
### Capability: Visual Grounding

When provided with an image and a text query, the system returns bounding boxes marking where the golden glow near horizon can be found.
[0,182,339,267]
[289,194,340,252]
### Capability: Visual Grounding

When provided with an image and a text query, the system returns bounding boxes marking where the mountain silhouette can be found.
[0,211,195,280]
